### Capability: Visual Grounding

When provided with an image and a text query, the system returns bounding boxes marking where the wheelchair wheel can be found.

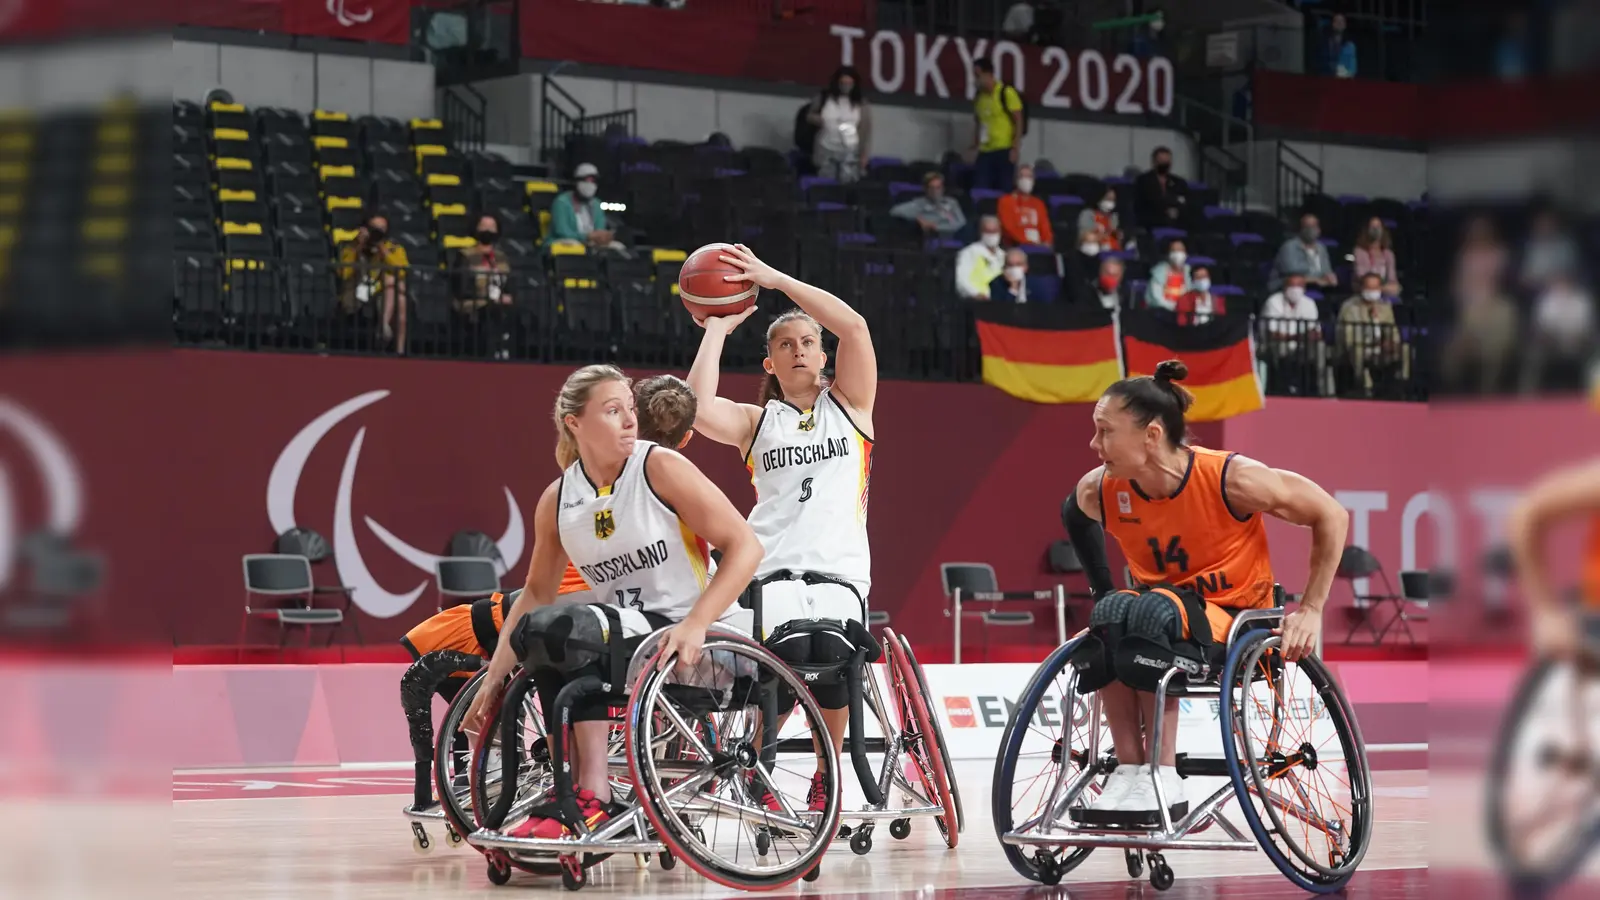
[627,632,842,891]
[992,636,1108,882]
[434,669,488,848]
[883,627,959,847]
[1220,629,1373,894]
[1485,658,1600,891]
[468,670,561,876]
[892,630,965,833]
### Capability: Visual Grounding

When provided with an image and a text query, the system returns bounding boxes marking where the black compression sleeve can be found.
[1062,492,1115,599]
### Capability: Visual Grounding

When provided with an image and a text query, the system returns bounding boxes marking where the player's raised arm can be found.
[686,304,763,449]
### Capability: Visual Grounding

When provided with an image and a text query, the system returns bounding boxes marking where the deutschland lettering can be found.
[760,437,850,474]
[579,539,671,586]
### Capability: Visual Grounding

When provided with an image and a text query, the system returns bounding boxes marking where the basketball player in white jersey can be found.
[686,243,877,813]
[464,365,763,839]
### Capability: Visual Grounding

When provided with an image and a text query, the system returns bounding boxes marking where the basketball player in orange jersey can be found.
[1060,360,1348,820]
[686,243,876,815]
[400,375,701,813]
[1506,456,1600,658]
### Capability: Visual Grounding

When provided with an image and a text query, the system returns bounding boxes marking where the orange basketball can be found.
[679,243,758,319]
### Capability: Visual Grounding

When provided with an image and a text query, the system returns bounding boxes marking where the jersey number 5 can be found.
[614,588,643,610]
[798,477,814,503]
[1147,536,1190,574]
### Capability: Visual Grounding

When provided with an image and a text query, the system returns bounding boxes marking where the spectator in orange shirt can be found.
[997,163,1053,248]
[1145,239,1192,311]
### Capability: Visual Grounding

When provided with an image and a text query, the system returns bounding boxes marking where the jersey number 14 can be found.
[1147,536,1190,574]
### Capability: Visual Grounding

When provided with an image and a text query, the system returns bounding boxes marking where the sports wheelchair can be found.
[992,588,1374,894]
[464,618,844,891]
[743,575,963,858]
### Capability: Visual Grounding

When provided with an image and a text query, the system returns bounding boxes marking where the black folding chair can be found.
[1337,545,1409,645]
[942,562,1068,664]
[239,554,346,660]
[434,556,500,611]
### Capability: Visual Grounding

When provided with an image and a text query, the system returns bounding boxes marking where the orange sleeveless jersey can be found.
[558,562,590,595]
[404,564,590,659]
[1101,447,1276,638]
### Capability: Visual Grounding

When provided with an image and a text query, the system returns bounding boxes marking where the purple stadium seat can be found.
[713,168,747,178]
[868,156,904,169]
[623,161,662,173]
[1152,227,1188,241]
[863,262,895,276]
[1210,284,1245,296]
[1337,194,1369,205]
[970,188,1005,202]
[836,232,876,246]
[1188,255,1217,266]
[799,175,838,193]
[1204,205,1233,219]
[1381,218,1398,228]
[1104,175,1133,186]
[926,237,964,252]
[1228,232,1265,246]
[814,201,849,212]
[1047,194,1084,210]
[888,181,923,199]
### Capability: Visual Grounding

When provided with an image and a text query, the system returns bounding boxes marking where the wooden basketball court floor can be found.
[173,760,1436,899]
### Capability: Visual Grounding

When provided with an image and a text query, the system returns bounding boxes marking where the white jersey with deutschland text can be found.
[745,388,872,598]
[557,441,713,623]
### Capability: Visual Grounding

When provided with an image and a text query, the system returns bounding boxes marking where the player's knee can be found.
[1070,590,1139,694]
[1112,590,1203,692]
[511,605,608,676]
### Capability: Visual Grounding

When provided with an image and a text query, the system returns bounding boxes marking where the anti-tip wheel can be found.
[560,856,586,891]
[802,861,822,882]
[849,828,873,855]
[486,857,512,886]
[444,827,464,848]
[1125,849,1144,878]
[1150,860,1175,891]
[658,847,677,871]
[889,818,912,840]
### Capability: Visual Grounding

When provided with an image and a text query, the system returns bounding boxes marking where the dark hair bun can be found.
[1153,359,1189,383]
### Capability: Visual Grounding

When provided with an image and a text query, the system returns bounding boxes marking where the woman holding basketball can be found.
[686,243,876,814]
[1061,360,1347,821]
[462,365,763,840]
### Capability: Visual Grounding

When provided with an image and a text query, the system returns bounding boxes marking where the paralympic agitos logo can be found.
[266,391,526,618]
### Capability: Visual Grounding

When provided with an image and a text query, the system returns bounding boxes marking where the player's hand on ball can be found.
[1275,606,1322,663]
[693,304,758,333]
[718,244,786,290]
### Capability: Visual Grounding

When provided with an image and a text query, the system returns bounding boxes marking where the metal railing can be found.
[172,253,1428,402]
[1174,95,1253,211]
[440,84,488,152]
[539,75,638,169]
[1275,141,1323,219]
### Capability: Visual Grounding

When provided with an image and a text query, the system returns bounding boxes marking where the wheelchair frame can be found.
[995,605,1375,894]
[463,625,845,891]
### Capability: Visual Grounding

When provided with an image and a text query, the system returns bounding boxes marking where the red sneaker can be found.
[807,770,830,813]
[748,774,784,814]
[506,789,609,840]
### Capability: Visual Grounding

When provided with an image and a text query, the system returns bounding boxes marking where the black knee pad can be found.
[511,605,614,675]
[1113,590,1206,692]
[1069,590,1138,694]
[767,622,855,711]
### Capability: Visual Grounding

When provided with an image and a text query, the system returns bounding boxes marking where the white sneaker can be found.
[1091,764,1142,811]
[1122,766,1187,816]
[1154,766,1186,810]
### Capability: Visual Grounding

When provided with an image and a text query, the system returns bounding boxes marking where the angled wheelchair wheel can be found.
[468,670,561,876]
[992,636,1108,882]
[434,669,488,847]
[893,630,964,833]
[1485,657,1600,892]
[1220,629,1373,894]
[883,627,959,847]
[627,633,842,891]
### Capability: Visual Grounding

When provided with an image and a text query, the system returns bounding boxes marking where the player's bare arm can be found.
[687,305,763,449]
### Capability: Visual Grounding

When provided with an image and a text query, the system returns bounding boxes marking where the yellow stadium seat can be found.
[442,234,476,250]
[426,173,461,187]
[94,155,132,175]
[563,278,598,289]
[83,254,122,278]
[313,135,349,150]
[0,193,21,215]
[549,242,587,257]
[217,188,257,203]
[90,185,129,207]
[410,118,444,130]
[222,221,263,236]
[213,128,250,142]
[432,202,467,217]
[332,227,360,244]
[97,123,133,145]
[82,218,127,241]
[538,209,551,238]
[525,180,559,195]
[319,164,356,179]
[669,283,680,295]
[210,101,246,113]
[313,109,349,121]
[651,248,687,264]
[326,196,363,210]
[226,258,265,271]
[0,132,31,153]
[215,157,253,171]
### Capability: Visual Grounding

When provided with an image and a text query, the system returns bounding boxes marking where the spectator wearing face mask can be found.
[1520,275,1597,393]
[549,162,627,255]
[997,163,1052,247]
[956,215,1006,300]
[1270,213,1338,292]
[1073,256,1126,312]
[1260,273,1323,396]
[1322,14,1357,78]
[336,212,409,354]
[454,214,513,314]
[1352,217,1401,297]
[891,172,967,238]
[989,247,1039,303]
[1134,146,1187,228]
[1075,187,1123,259]
[1337,273,1402,397]
[1145,239,1192,311]
[807,66,870,184]
[1175,266,1224,326]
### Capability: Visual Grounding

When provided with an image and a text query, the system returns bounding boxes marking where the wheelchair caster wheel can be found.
[560,856,586,891]
[658,847,677,871]
[755,829,771,857]
[849,827,873,855]
[1125,849,1144,878]
[1149,856,1174,891]
[802,861,822,882]
[445,826,464,848]
[486,852,512,886]
[889,818,911,840]
[410,822,431,854]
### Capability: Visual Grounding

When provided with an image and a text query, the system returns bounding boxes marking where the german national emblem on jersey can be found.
[1117,491,1133,514]
[797,414,816,432]
[594,509,616,540]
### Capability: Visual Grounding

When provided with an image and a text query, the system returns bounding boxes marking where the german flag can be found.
[973,303,1123,404]
[1121,314,1263,421]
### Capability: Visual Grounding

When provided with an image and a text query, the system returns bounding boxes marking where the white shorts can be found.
[756,579,866,642]
[554,589,597,608]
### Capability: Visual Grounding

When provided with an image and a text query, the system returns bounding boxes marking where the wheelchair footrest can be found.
[1174,754,1231,778]
[1070,801,1190,829]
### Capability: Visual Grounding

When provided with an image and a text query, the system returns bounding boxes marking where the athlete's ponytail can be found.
[554,364,631,469]
[758,309,825,406]
[1102,358,1193,448]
